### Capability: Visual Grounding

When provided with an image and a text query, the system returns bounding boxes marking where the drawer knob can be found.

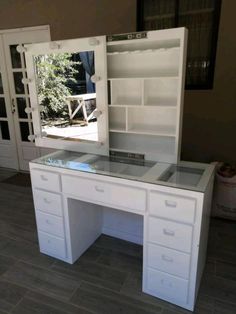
[95,186,104,193]
[40,175,48,181]
[47,239,51,244]
[46,219,51,225]
[165,200,177,208]
[43,198,51,204]
[162,255,173,263]
[163,228,175,236]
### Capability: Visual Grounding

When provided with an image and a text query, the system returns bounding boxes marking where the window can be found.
[137,0,222,89]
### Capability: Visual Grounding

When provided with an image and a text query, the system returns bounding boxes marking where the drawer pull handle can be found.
[161,279,173,288]
[43,198,51,204]
[40,175,48,181]
[165,200,177,208]
[162,255,173,262]
[163,228,175,236]
[95,186,104,193]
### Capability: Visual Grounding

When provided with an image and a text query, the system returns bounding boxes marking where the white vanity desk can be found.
[30,150,214,311]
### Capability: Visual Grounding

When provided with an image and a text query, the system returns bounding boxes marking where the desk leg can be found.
[63,197,103,264]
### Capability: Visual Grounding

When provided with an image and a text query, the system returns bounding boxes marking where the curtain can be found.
[79,51,95,93]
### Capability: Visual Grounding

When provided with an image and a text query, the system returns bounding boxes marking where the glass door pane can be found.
[0,35,18,169]
[2,26,50,170]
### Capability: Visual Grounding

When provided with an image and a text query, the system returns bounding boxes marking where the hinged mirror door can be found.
[24,36,109,155]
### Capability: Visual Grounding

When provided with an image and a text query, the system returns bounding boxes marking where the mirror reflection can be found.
[34,51,98,142]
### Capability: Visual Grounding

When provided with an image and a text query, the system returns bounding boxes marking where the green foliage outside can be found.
[35,53,79,120]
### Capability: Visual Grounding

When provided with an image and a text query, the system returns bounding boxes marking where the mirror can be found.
[24,36,108,155]
[35,51,98,141]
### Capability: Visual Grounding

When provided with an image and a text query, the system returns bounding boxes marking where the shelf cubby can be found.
[109,132,176,163]
[110,79,142,106]
[127,107,176,136]
[107,29,186,163]
[144,77,178,107]
[109,107,126,131]
[107,47,180,79]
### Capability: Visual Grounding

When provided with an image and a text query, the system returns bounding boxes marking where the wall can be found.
[0,0,136,39]
[182,0,236,163]
[0,0,235,163]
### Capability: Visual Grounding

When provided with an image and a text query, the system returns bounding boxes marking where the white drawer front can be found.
[36,211,65,238]
[62,175,109,203]
[146,268,189,304]
[147,243,191,279]
[148,217,193,253]
[62,175,146,212]
[38,231,66,259]
[109,184,146,212]
[149,191,196,224]
[31,169,61,192]
[33,190,63,217]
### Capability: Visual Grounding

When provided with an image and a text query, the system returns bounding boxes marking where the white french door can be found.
[0,26,50,171]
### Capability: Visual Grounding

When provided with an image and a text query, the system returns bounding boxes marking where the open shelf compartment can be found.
[110,79,142,106]
[109,107,126,131]
[110,132,176,163]
[127,107,177,136]
[144,77,178,107]
[108,47,180,79]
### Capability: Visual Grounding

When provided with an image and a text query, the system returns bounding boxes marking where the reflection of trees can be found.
[35,53,79,120]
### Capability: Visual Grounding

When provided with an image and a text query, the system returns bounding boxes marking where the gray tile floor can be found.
[0,169,235,314]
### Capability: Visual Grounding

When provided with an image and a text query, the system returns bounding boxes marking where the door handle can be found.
[40,175,48,181]
[43,198,51,204]
[95,186,104,193]
[163,228,175,236]
[165,200,177,208]
[162,255,173,262]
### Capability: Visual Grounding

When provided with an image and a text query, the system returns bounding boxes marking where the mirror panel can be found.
[24,36,108,155]
[35,51,98,142]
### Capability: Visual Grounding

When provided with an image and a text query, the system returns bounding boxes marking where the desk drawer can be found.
[109,184,146,212]
[62,175,108,203]
[146,268,188,304]
[147,243,191,279]
[36,211,65,238]
[31,169,61,192]
[149,191,196,224]
[148,217,193,253]
[62,175,146,212]
[33,190,63,216]
[38,231,66,259]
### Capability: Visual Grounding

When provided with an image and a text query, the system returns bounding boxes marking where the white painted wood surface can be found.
[30,160,214,311]
[108,27,188,163]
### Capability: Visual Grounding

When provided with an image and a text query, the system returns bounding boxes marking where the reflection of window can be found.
[137,0,222,89]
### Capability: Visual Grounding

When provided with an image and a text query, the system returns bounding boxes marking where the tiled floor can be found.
[0,169,235,314]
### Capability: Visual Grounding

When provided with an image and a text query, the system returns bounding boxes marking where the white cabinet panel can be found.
[31,169,61,192]
[33,189,63,216]
[148,217,193,253]
[36,211,65,238]
[62,175,146,212]
[147,243,191,279]
[146,268,189,304]
[149,191,196,224]
[62,175,109,203]
[38,231,66,259]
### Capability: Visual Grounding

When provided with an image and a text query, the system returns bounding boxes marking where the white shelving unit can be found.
[107,28,187,163]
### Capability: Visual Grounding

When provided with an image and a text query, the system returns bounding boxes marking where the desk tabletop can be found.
[32,150,215,193]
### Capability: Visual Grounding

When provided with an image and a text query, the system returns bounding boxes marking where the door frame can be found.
[0,25,50,171]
